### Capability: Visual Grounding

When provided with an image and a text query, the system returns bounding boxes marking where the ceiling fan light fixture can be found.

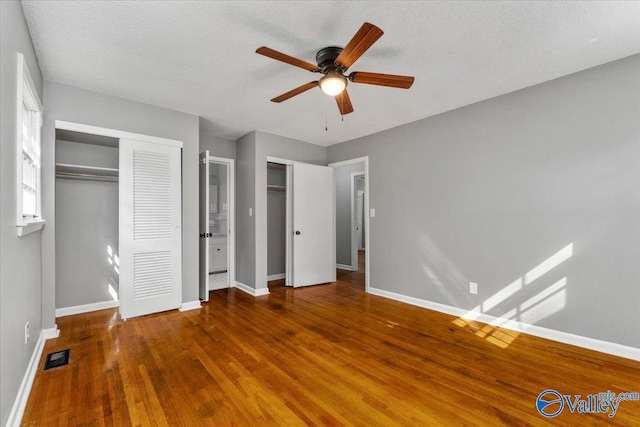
[319,72,347,96]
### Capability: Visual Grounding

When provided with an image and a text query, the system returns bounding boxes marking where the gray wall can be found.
[235,132,256,287]
[55,140,119,309]
[254,131,326,290]
[42,81,200,329]
[0,1,44,424]
[327,54,640,348]
[267,167,286,276]
[235,130,326,289]
[334,163,364,266]
[200,132,236,159]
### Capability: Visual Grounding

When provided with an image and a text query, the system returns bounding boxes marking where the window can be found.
[16,53,44,236]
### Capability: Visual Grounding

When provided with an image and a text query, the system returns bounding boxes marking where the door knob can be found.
[295,230,301,235]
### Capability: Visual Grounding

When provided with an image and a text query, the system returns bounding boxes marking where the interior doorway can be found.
[199,152,235,302]
[329,157,370,292]
[357,190,365,250]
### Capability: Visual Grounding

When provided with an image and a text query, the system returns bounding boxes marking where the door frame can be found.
[208,155,236,290]
[329,157,370,292]
[199,151,210,301]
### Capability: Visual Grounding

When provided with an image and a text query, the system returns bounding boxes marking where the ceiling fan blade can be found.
[271,81,319,103]
[349,71,415,89]
[335,89,354,115]
[335,22,384,69]
[256,46,319,72]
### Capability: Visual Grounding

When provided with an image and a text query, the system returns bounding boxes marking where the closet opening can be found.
[265,156,335,290]
[54,122,184,320]
[267,161,288,289]
[54,129,120,316]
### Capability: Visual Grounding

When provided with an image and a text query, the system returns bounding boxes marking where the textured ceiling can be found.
[21,1,640,146]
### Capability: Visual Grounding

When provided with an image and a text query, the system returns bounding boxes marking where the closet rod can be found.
[56,172,118,182]
[55,163,119,182]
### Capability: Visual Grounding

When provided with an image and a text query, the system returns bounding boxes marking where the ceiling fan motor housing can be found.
[316,46,344,73]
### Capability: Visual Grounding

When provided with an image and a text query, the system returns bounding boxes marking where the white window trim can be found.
[16,53,45,236]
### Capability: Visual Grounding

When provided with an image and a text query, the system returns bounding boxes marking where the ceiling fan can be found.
[256,22,415,115]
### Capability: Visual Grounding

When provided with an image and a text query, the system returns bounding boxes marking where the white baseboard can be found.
[368,287,640,362]
[6,328,58,427]
[42,325,60,339]
[336,264,354,271]
[55,300,119,318]
[267,273,285,281]
[179,300,202,312]
[235,281,270,297]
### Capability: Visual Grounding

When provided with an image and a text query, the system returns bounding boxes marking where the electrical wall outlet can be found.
[24,322,30,344]
[469,282,478,295]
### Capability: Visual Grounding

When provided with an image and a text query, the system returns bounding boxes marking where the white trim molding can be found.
[55,300,119,318]
[368,287,640,362]
[5,328,57,427]
[17,219,46,237]
[336,264,354,271]
[235,281,270,297]
[267,273,286,281]
[179,301,202,312]
[55,120,183,148]
[42,325,60,339]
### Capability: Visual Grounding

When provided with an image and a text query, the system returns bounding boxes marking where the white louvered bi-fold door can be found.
[119,138,182,319]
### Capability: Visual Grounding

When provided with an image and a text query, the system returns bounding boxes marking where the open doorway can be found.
[199,152,235,302]
[329,157,369,291]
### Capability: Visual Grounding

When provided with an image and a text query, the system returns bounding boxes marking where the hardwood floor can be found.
[23,253,638,425]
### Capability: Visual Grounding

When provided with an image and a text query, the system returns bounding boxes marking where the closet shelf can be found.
[55,163,119,182]
[267,184,286,193]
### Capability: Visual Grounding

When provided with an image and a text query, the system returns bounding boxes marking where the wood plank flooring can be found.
[23,252,639,425]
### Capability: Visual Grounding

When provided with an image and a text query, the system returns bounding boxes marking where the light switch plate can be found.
[370,208,376,218]
[249,208,253,216]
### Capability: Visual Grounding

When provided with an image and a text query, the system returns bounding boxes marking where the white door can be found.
[292,163,336,287]
[199,151,210,301]
[119,138,182,319]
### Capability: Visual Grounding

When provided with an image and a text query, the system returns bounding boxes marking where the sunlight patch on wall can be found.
[453,243,572,349]
[108,283,118,301]
[524,244,573,285]
[519,278,567,325]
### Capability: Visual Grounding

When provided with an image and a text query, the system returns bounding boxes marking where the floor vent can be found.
[44,349,70,370]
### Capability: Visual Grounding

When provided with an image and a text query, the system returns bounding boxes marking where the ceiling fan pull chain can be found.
[325,96,329,131]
